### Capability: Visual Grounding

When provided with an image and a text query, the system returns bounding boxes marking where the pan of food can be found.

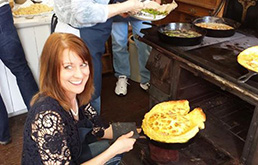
[192,16,241,37]
[143,22,206,46]
[141,100,206,149]
[237,46,258,83]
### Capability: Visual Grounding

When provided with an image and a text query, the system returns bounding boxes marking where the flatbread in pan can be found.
[237,46,258,72]
[142,100,206,143]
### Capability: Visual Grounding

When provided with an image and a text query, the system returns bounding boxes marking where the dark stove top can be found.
[140,27,258,103]
[178,32,246,51]
[188,34,258,82]
[140,28,257,53]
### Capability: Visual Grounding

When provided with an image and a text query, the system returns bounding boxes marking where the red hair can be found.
[31,33,94,110]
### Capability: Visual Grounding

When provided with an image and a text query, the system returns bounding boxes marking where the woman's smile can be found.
[60,49,90,99]
[69,80,83,85]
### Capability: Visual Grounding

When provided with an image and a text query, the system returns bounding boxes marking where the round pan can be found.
[192,16,241,37]
[148,135,196,150]
[143,22,206,46]
[237,46,258,83]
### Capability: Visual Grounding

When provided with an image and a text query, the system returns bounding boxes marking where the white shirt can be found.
[54,0,110,28]
[0,0,8,8]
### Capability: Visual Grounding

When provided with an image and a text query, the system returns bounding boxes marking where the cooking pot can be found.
[143,22,206,46]
[192,16,241,37]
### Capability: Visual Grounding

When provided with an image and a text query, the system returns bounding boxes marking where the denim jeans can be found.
[78,128,122,165]
[88,140,122,165]
[0,4,38,141]
[111,18,152,84]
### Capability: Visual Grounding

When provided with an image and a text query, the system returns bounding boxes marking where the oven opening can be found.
[175,68,254,161]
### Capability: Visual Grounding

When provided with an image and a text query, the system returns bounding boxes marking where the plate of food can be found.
[132,9,167,21]
[131,0,178,21]
[12,3,53,18]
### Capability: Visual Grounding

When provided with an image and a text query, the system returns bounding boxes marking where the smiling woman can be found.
[60,49,91,120]
[31,33,94,111]
[22,33,138,165]
[60,50,90,101]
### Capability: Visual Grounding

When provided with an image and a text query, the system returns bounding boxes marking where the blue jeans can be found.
[89,140,122,165]
[111,18,151,84]
[78,127,122,165]
[0,4,38,141]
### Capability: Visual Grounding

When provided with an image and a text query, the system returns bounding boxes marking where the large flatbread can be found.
[142,100,206,143]
[237,46,258,72]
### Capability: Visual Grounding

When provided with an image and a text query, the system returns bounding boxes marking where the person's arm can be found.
[54,0,144,27]
[81,131,136,165]
[83,104,110,138]
[31,110,73,164]
[102,124,113,139]
[107,0,144,18]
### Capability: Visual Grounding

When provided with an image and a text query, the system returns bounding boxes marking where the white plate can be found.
[131,11,166,21]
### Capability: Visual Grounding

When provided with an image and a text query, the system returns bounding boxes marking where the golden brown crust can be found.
[142,100,206,143]
[238,46,258,72]
[195,22,233,30]
[13,4,53,16]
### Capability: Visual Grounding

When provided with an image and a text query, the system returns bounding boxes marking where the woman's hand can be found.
[81,131,136,165]
[111,131,136,154]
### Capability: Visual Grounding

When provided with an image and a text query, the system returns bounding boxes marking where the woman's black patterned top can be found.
[22,96,109,165]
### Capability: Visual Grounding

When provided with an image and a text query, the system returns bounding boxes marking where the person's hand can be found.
[153,0,161,5]
[127,0,145,13]
[143,1,160,9]
[111,131,136,154]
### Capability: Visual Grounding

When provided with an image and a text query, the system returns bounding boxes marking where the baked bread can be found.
[237,46,258,72]
[142,100,206,143]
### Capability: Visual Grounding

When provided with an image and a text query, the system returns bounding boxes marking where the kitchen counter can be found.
[13,14,51,28]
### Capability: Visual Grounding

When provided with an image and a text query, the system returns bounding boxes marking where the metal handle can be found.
[237,71,257,83]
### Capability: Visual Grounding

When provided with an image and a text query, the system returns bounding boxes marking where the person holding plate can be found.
[111,16,152,95]
[111,0,166,96]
